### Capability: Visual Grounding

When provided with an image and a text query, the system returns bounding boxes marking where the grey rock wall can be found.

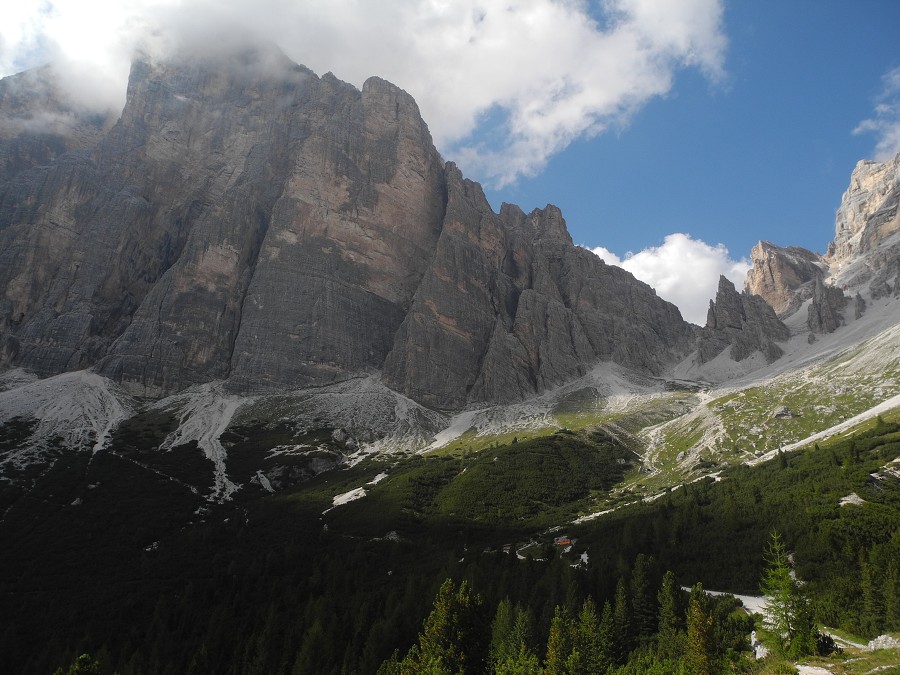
[699,276,789,364]
[0,46,697,409]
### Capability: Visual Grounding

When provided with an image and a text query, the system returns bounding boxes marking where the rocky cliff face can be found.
[382,167,694,408]
[744,241,824,316]
[0,48,448,397]
[807,276,848,334]
[698,276,789,364]
[0,47,695,409]
[823,154,900,299]
[736,152,900,340]
[828,155,900,265]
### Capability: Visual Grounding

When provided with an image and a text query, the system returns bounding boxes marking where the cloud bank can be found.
[854,65,900,161]
[0,0,726,186]
[590,233,750,325]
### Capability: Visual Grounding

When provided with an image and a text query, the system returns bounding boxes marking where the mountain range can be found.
[2,42,900,675]
[1,44,898,498]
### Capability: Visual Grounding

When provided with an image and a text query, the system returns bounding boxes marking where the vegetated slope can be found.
[2,403,898,673]
[418,308,900,509]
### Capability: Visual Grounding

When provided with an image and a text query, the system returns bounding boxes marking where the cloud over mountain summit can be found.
[1,0,727,187]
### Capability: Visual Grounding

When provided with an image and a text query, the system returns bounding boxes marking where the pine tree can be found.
[760,530,817,657]
[630,554,658,638]
[390,578,487,674]
[544,605,575,675]
[656,570,683,658]
[491,600,539,674]
[760,530,794,652]
[598,601,616,672]
[571,597,605,675]
[684,584,714,675]
[612,576,633,662]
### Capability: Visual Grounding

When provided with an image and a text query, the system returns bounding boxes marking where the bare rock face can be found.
[0,47,696,409]
[744,241,824,316]
[381,166,695,408]
[823,153,900,302]
[807,276,848,334]
[699,276,789,364]
[0,47,447,395]
[828,154,900,265]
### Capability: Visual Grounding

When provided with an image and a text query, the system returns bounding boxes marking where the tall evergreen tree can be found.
[760,530,816,657]
[544,605,575,675]
[612,576,633,662]
[861,547,886,635]
[490,598,516,665]
[388,578,487,674]
[760,530,795,651]
[684,584,714,675]
[885,555,900,630]
[656,570,683,659]
[630,554,658,638]
[52,654,102,675]
[491,599,540,674]
[598,601,616,672]
[570,597,606,675]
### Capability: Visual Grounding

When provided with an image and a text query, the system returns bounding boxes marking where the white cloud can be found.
[590,233,749,324]
[854,65,900,161]
[0,0,727,186]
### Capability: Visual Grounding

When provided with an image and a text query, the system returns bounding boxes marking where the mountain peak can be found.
[0,55,693,408]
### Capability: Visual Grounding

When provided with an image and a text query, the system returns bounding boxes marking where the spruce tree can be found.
[630,554,658,638]
[861,547,886,635]
[885,555,900,630]
[612,576,633,662]
[490,598,516,665]
[52,654,101,675]
[656,570,683,658]
[571,597,604,675]
[598,601,616,671]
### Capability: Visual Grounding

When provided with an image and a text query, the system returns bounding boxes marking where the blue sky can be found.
[486,0,900,260]
[2,1,899,323]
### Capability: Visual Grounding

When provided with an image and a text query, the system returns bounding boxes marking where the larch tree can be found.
[684,583,714,675]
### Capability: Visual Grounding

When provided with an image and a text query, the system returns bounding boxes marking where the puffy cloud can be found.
[0,0,726,186]
[854,66,900,160]
[590,233,749,324]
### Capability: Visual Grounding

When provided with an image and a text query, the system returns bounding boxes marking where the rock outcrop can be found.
[825,153,900,298]
[382,172,695,408]
[737,151,900,336]
[699,276,789,364]
[744,241,824,316]
[0,47,696,409]
[807,276,848,334]
[828,154,900,265]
